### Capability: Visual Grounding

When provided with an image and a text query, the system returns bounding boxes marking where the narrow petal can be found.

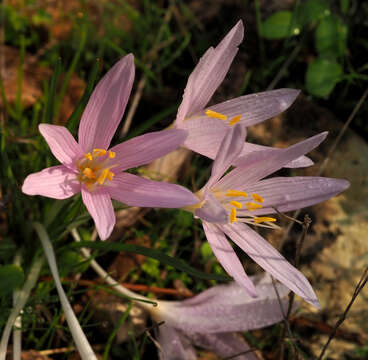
[206,123,245,189]
[202,222,257,296]
[106,173,198,208]
[81,188,115,241]
[236,176,350,216]
[222,222,320,308]
[189,333,257,360]
[157,325,196,360]
[205,88,300,126]
[235,142,313,168]
[39,124,84,168]
[176,21,244,124]
[217,132,328,190]
[22,165,80,199]
[194,193,228,224]
[156,274,292,333]
[78,54,135,152]
[110,129,187,172]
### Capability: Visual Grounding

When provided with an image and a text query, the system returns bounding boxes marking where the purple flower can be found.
[152,274,293,360]
[22,55,198,240]
[175,20,311,168]
[182,124,349,307]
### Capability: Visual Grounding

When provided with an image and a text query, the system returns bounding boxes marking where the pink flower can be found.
[183,124,349,307]
[175,20,311,168]
[22,55,198,240]
[153,274,294,360]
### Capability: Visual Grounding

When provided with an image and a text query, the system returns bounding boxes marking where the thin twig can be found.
[317,266,368,360]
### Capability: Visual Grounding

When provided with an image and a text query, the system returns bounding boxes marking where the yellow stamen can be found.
[230,208,237,223]
[108,150,116,159]
[229,200,242,209]
[252,193,264,203]
[84,152,92,161]
[93,148,107,157]
[82,167,96,179]
[226,190,248,197]
[229,115,241,126]
[107,171,115,181]
[246,202,263,210]
[254,217,277,224]
[97,168,110,185]
[205,109,227,120]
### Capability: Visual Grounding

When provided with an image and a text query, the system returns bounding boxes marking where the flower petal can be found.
[22,165,80,199]
[235,142,313,168]
[206,123,245,189]
[106,173,198,208]
[206,88,300,126]
[202,222,257,296]
[176,21,244,124]
[189,333,257,360]
[156,274,292,334]
[217,132,328,190]
[39,124,84,168]
[222,222,320,308]
[157,325,196,360]
[81,188,115,240]
[78,54,135,152]
[236,176,350,216]
[110,129,187,172]
[180,117,312,168]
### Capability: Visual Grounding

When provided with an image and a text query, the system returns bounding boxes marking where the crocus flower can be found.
[175,20,311,168]
[22,55,198,240]
[152,274,293,360]
[181,123,349,307]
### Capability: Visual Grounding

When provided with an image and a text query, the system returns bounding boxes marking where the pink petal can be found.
[206,89,300,126]
[176,21,244,124]
[206,123,245,189]
[189,333,257,360]
[110,129,187,172]
[179,117,228,159]
[157,325,197,360]
[81,188,115,240]
[106,173,199,208]
[39,124,84,169]
[22,165,80,199]
[236,142,313,168]
[202,222,257,297]
[222,222,320,308]
[218,132,328,190]
[158,274,292,334]
[237,176,350,216]
[78,54,135,152]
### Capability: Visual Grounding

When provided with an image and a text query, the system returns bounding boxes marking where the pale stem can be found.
[33,223,97,360]
[0,256,43,360]
[13,252,22,360]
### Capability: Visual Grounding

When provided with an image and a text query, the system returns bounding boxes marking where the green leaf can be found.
[316,15,348,58]
[299,0,330,25]
[0,265,24,295]
[72,241,230,281]
[261,11,301,39]
[306,58,343,97]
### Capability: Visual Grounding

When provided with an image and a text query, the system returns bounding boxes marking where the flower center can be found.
[205,109,241,126]
[76,148,116,191]
[217,189,277,227]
